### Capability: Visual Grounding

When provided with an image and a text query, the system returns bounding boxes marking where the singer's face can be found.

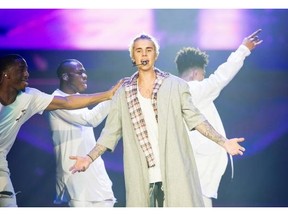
[133,39,157,68]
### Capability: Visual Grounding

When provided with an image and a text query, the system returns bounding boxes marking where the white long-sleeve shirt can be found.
[188,45,251,199]
[49,89,115,204]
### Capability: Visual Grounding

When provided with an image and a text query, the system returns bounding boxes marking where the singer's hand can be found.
[69,155,91,174]
[223,137,246,156]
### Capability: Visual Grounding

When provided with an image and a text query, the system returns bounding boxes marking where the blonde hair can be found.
[128,33,160,60]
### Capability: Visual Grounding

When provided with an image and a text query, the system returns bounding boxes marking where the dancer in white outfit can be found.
[174,29,263,207]
[49,59,116,207]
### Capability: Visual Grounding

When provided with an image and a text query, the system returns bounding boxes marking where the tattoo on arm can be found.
[87,144,107,161]
[195,120,227,146]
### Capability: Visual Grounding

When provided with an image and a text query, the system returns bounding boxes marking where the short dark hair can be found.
[175,47,209,76]
[56,59,77,78]
[0,54,24,75]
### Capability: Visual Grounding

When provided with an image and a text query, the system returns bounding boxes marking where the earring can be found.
[4,74,7,77]
[62,73,68,81]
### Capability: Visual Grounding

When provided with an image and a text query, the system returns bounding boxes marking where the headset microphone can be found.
[141,60,148,65]
[132,60,148,67]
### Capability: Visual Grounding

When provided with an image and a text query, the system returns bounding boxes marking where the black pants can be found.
[149,182,164,207]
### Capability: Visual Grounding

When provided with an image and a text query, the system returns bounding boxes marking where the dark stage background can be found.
[1,9,288,207]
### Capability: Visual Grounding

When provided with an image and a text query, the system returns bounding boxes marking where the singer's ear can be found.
[62,73,68,81]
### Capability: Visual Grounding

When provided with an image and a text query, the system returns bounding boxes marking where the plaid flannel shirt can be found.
[124,68,169,168]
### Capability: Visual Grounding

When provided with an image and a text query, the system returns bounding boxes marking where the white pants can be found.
[68,199,115,207]
[0,174,18,207]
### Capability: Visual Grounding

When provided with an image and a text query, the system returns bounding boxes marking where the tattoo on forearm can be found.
[196,120,227,146]
[88,144,107,161]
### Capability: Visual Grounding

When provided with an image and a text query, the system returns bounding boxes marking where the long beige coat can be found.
[97,72,206,207]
